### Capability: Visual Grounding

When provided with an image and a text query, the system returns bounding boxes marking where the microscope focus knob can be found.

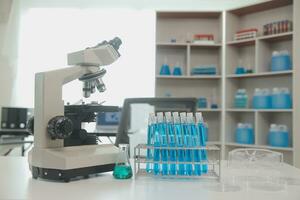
[47,116,73,140]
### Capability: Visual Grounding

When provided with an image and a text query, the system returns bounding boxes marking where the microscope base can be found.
[31,164,115,182]
[28,144,120,182]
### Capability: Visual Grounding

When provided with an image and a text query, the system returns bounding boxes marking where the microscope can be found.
[28,37,122,182]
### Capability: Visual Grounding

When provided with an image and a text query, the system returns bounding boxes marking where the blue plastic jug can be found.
[271,88,292,109]
[271,51,292,72]
[268,124,289,147]
[235,123,254,144]
[252,88,271,109]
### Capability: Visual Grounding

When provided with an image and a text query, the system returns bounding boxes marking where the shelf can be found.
[157,11,222,19]
[228,0,293,16]
[226,109,293,112]
[258,32,293,42]
[226,142,293,151]
[226,38,255,47]
[190,43,222,48]
[197,108,221,112]
[156,42,187,47]
[226,70,293,78]
[156,75,221,79]
[226,32,293,47]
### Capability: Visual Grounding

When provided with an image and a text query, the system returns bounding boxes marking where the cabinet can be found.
[155,0,299,166]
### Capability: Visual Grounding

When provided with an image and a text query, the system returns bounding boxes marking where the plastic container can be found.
[234,89,248,108]
[197,97,207,108]
[271,88,292,109]
[271,51,292,72]
[268,124,289,147]
[235,123,254,144]
[252,88,271,109]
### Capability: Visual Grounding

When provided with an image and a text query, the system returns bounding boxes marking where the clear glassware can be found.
[113,144,133,179]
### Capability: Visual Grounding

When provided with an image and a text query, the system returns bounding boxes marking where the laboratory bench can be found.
[1,157,300,200]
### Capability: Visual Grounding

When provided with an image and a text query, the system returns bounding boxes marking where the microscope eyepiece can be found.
[109,37,122,51]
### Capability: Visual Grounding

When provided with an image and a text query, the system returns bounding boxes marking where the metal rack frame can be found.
[134,144,221,180]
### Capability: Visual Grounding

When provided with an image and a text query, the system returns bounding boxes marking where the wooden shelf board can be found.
[156,43,187,47]
[226,70,293,78]
[156,75,221,79]
[190,43,222,48]
[156,11,222,19]
[226,38,255,47]
[258,32,293,42]
[229,0,293,16]
[226,32,293,47]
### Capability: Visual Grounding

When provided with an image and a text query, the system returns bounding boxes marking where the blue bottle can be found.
[157,112,168,175]
[146,114,156,173]
[173,112,185,175]
[271,50,292,72]
[234,89,248,108]
[180,113,193,176]
[165,112,176,175]
[268,124,289,147]
[196,112,208,174]
[235,123,254,144]
[271,88,292,109]
[187,113,202,176]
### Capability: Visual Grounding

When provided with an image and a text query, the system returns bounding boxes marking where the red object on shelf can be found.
[236,28,258,34]
[194,34,214,40]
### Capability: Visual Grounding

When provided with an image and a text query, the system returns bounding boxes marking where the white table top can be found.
[1,157,300,200]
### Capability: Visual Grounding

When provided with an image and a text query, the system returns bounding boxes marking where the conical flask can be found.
[113,144,133,179]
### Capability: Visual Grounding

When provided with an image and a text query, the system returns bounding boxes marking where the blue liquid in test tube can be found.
[173,112,185,175]
[157,113,168,175]
[146,114,156,173]
[166,112,176,175]
[196,112,208,174]
[188,113,202,176]
[153,124,160,175]
[181,113,193,176]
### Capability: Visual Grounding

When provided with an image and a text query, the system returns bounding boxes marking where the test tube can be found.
[180,112,193,176]
[165,112,176,175]
[196,112,208,174]
[187,113,202,176]
[173,112,185,175]
[157,112,168,175]
[146,113,156,173]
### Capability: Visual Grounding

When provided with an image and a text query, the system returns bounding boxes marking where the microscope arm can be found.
[34,66,99,149]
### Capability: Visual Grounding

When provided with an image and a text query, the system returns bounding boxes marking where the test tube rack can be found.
[134,144,221,180]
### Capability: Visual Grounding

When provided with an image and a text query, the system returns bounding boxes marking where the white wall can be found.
[0,0,15,107]
[0,0,268,107]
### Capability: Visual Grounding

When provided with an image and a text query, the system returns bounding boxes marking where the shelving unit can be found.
[224,0,296,165]
[155,0,300,166]
[155,11,224,147]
